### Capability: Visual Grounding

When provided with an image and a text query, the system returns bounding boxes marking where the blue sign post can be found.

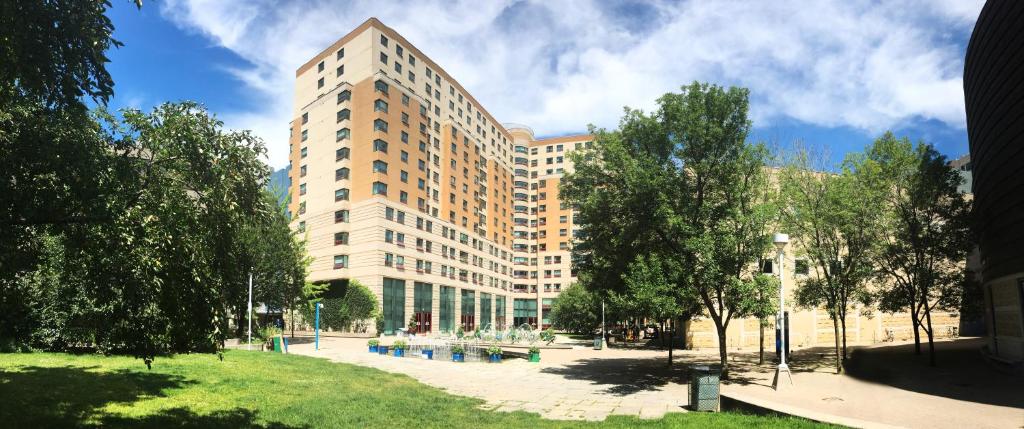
[315,302,322,351]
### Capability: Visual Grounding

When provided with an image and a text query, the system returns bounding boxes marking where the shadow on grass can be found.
[0,364,304,428]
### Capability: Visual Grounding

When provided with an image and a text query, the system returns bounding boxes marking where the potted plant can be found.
[421,346,434,360]
[378,343,389,355]
[528,345,541,362]
[487,345,502,363]
[451,345,465,362]
[407,315,418,335]
[368,339,379,353]
[392,339,407,357]
[456,326,465,339]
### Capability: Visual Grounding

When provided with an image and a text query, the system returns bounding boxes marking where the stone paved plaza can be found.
[290,336,1024,427]
[290,336,692,421]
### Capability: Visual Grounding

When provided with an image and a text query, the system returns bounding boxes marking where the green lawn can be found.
[0,351,831,428]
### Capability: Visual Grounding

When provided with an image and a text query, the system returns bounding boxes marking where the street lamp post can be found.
[315,302,323,351]
[773,233,794,389]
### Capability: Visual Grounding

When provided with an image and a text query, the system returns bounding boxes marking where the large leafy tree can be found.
[782,149,884,374]
[868,133,972,366]
[562,82,775,378]
[550,283,600,335]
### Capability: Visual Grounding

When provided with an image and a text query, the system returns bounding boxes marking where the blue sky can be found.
[105,1,982,169]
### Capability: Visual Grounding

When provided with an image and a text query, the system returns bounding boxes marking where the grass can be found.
[0,351,832,428]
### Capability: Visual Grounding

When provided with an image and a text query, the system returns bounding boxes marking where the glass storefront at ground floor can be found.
[413,282,432,333]
[514,298,538,328]
[480,293,492,330]
[439,285,455,333]
[382,277,405,335]
[460,289,475,331]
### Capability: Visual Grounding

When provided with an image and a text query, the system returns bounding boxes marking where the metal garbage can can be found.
[688,364,721,411]
[593,334,603,350]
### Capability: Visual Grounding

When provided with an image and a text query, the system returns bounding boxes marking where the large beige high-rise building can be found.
[288,18,587,334]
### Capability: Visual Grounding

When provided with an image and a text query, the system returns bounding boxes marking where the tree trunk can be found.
[840,313,848,360]
[660,321,666,348]
[667,319,674,367]
[832,314,843,374]
[289,307,295,338]
[911,297,921,355]
[758,321,765,365]
[717,328,729,379]
[925,304,936,367]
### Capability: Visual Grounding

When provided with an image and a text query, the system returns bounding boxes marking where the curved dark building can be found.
[964,0,1024,366]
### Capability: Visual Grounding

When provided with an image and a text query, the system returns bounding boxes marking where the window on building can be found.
[372,160,388,174]
[334,188,349,201]
[372,181,388,196]
[336,109,350,122]
[337,90,351,103]
[399,190,408,203]
[335,147,350,160]
[380,35,389,46]
[335,128,350,141]
[336,65,344,76]
[299,183,306,195]
[374,119,388,133]
[336,48,344,59]
[334,232,348,245]
[299,165,307,177]
[400,170,408,183]
[373,139,388,153]
[379,52,388,64]
[374,79,388,94]
[300,147,308,158]
[300,130,308,142]
[333,255,348,269]
[317,77,324,89]
[334,210,349,223]
[301,112,308,124]
[374,99,388,113]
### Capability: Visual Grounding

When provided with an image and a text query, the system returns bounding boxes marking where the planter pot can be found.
[489,353,502,363]
[452,352,465,362]
[369,345,378,353]
[422,350,434,360]
[529,352,540,362]
[378,346,389,355]
[393,348,405,357]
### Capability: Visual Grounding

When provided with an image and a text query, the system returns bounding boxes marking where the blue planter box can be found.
[378,346,389,355]
[369,345,378,353]
[393,348,405,357]
[489,354,502,363]
[422,350,434,360]
[452,352,465,362]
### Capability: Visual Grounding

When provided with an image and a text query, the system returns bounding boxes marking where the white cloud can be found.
[160,0,982,168]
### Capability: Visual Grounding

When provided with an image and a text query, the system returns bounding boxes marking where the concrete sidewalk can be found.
[721,338,1024,429]
[289,335,1023,427]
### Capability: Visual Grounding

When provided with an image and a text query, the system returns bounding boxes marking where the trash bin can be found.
[593,334,603,350]
[688,365,721,411]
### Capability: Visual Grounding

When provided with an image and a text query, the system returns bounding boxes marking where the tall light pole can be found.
[315,302,323,351]
[601,300,607,350]
[773,233,793,389]
[246,272,253,351]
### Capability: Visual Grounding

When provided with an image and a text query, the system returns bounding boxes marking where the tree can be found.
[782,149,883,374]
[868,132,972,366]
[562,82,774,378]
[302,280,378,332]
[550,283,599,335]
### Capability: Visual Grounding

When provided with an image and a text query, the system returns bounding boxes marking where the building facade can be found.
[288,18,585,334]
[964,0,1024,367]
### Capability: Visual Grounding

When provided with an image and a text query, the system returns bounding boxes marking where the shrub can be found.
[486,345,502,356]
[367,339,379,346]
[451,345,465,354]
[392,339,407,350]
[258,325,282,341]
[455,327,464,339]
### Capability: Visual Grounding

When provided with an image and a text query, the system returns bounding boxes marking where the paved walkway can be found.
[720,338,1024,429]
[290,335,1024,427]
[289,337,690,421]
